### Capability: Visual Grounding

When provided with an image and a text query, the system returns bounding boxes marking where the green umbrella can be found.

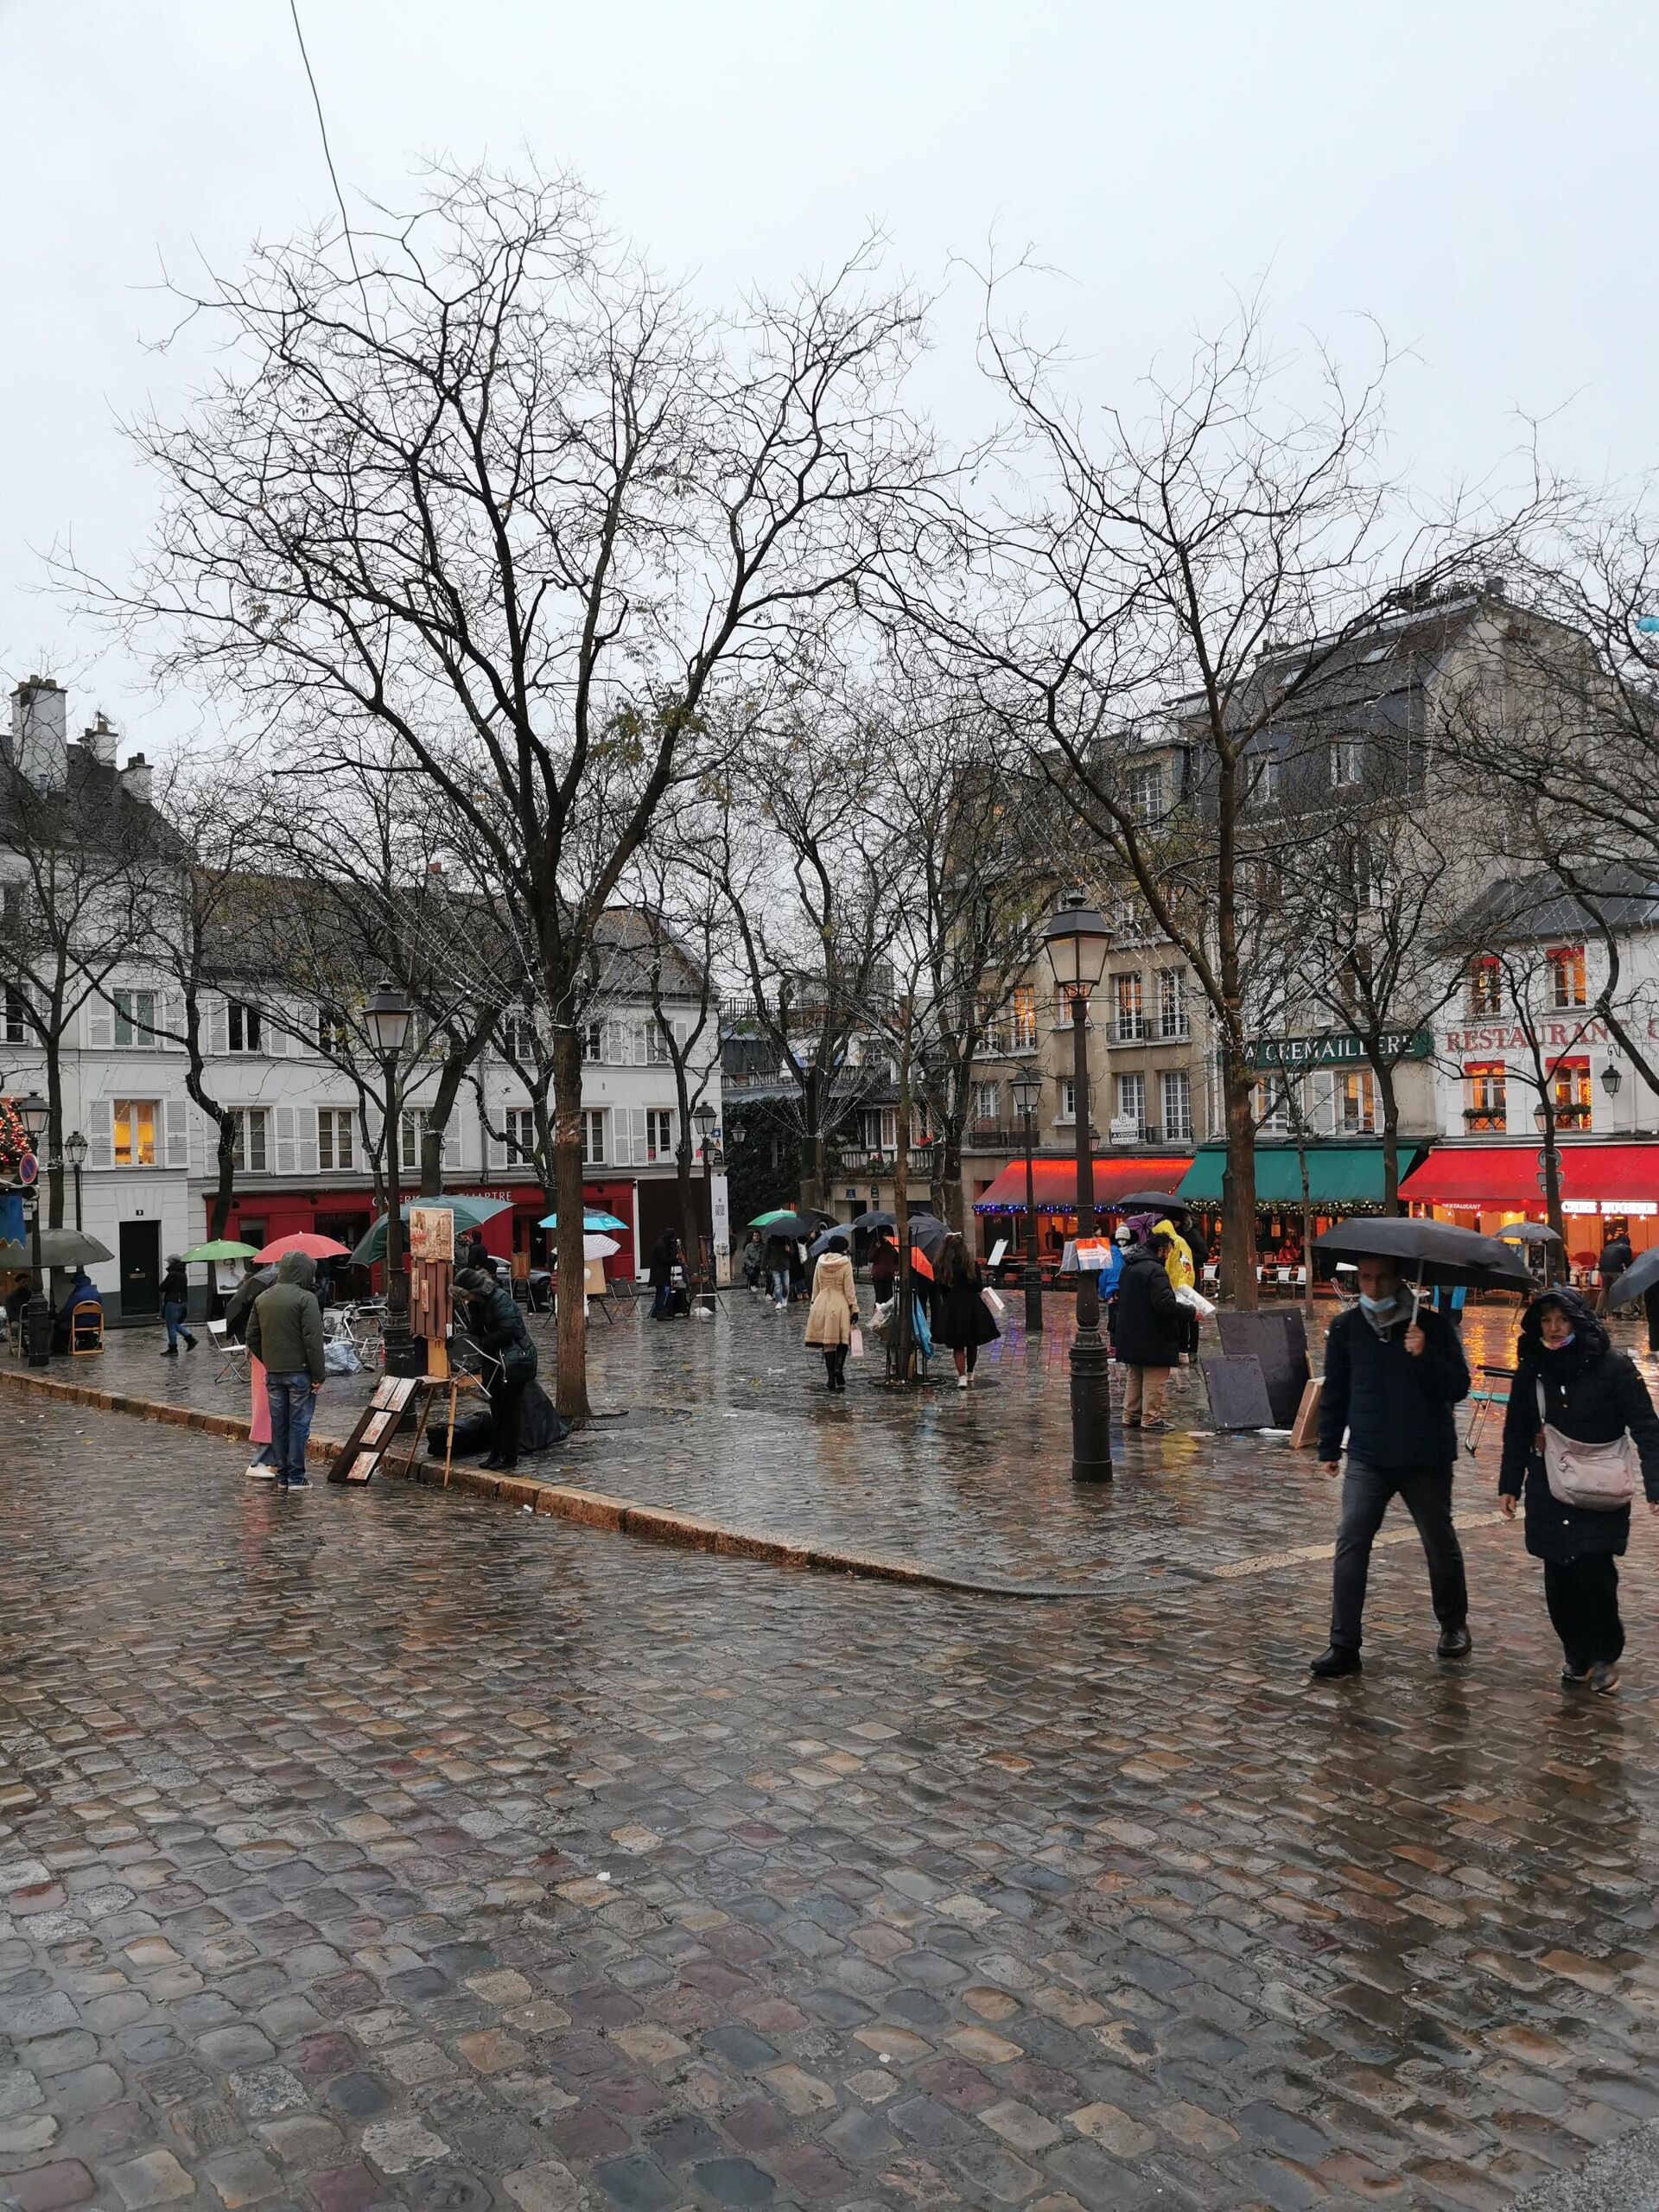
[348,1194,512,1268]
[181,1239,259,1263]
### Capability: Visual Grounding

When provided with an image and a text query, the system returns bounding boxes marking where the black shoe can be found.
[1590,1661,1620,1694]
[1437,1624,1472,1661]
[183,1334,198,1349]
[1561,1664,1592,1689]
[480,1456,503,1470]
[1309,1646,1363,1679]
[283,1475,311,1491]
[160,1346,179,1358]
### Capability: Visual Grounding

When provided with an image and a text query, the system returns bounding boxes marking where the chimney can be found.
[119,752,152,806]
[82,711,118,768]
[10,677,69,790]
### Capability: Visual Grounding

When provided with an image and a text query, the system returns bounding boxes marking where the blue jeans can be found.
[266,1371,318,1481]
[770,1268,790,1304]
[162,1298,191,1350]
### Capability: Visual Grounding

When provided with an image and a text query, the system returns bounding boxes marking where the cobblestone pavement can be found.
[6,1397,1659,2210]
[16,1299,1656,1594]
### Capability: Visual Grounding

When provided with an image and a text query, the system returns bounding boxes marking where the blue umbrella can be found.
[539,1210,627,1232]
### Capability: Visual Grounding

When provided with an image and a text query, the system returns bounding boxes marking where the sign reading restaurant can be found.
[1246,1030,1432,1071]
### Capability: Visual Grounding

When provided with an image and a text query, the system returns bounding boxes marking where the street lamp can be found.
[694,1101,717,1309]
[1042,893,1113,1482]
[16,1091,51,1368]
[364,981,416,1374]
[1009,1066,1044,1333]
[1601,1061,1623,1097]
[65,1129,87,1232]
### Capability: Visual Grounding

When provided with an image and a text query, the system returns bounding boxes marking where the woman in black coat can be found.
[1499,1287,1659,1693]
[456,1267,538,1471]
[931,1234,999,1390]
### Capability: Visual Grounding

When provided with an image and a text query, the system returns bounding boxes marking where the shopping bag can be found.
[849,1325,865,1360]
[982,1286,1007,1318]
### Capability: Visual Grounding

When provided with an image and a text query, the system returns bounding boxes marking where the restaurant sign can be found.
[1245,1029,1431,1071]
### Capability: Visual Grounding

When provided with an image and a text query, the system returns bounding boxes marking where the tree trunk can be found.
[1300,1140,1314,1323]
[44,1039,65,1233]
[937,1132,964,1231]
[1376,1062,1402,1216]
[1219,1050,1258,1308]
[677,1138,702,1288]
[207,1116,237,1241]
[892,1049,913,1382]
[1541,1106,1565,1280]
[551,1021,591,1421]
[420,1048,473,1197]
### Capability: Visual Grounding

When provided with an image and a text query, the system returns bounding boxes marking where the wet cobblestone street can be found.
[7,1327,1659,2210]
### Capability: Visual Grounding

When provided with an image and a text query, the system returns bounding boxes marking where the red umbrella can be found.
[252,1231,352,1264]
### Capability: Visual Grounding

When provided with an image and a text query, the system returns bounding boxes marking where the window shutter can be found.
[274,1104,297,1175]
[87,1098,114,1169]
[629,1106,648,1164]
[158,990,182,1049]
[486,1116,506,1173]
[441,1116,459,1170]
[600,1017,622,1065]
[296,1105,318,1175]
[607,1108,628,1166]
[632,1021,649,1066]
[87,997,114,1050]
[187,1103,207,1173]
[207,996,228,1056]
[673,1016,690,1051]
[164,1098,189,1169]
[263,1004,285,1057]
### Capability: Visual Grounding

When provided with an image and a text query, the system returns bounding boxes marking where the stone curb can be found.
[0,1363,1083,1599]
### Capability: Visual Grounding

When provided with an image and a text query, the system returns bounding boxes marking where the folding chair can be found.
[207,1317,250,1385]
[1465,1364,1515,1458]
[69,1302,105,1355]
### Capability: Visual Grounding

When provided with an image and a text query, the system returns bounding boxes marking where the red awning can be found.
[974,1155,1195,1213]
[1399,1145,1659,1210]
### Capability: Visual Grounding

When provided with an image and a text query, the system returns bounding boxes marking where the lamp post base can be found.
[1069,1325,1114,1482]
[1022,1269,1043,1333]
[381,1279,422,1378]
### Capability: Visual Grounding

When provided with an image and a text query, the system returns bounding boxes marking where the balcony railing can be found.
[1463,1107,1507,1132]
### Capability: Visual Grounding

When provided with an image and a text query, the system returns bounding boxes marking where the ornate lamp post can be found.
[1009,1066,1044,1333]
[16,1091,51,1369]
[364,981,416,1373]
[65,1129,87,1232]
[1042,893,1113,1482]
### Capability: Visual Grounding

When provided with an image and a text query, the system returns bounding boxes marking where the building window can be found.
[579,1109,607,1165]
[1115,1072,1147,1138]
[231,1107,269,1174]
[1113,971,1147,1043]
[645,1108,675,1162]
[1058,1078,1077,1124]
[1247,748,1282,807]
[501,1011,536,1062]
[646,1020,675,1066]
[1551,1056,1592,1131]
[504,1107,537,1163]
[317,1004,349,1057]
[1008,985,1036,1052]
[1160,1071,1192,1142]
[581,1021,603,1063]
[1336,1069,1376,1135]
[1464,1060,1506,1133]
[113,988,156,1046]
[3,985,27,1045]
[1158,969,1187,1040]
[317,1109,354,1172]
[1252,1078,1293,1135]
[1127,762,1164,825]
[969,1080,1001,1127]
[1547,945,1586,1010]
[113,1098,159,1168]
[227,1000,263,1053]
[1467,956,1502,1016]
[1331,735,1362,787]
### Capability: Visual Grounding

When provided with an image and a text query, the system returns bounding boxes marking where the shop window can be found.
[1547,945,1586,1010]
[1467,956,1502,1016]
[1464,1060,1506,1132]
[1550,1055,1592,1131]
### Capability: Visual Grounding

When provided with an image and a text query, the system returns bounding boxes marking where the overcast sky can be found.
[2,0,1652,758]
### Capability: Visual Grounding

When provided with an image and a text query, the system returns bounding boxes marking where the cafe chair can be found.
[69,1302,105,1355]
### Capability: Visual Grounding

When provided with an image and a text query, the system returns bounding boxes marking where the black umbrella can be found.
[807,1225,855,1260]
[849,1209,895,1235]
[1611,1247,1659,1310]
[1115,1191,1189,1217]
[1313,1217,1533,1292]
[906,1214,950,1259]
[1496,1221,1563,1247]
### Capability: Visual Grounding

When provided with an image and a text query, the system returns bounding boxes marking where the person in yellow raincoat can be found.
[1154,1217,1198,1364]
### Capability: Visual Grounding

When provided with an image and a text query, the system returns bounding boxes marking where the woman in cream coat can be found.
[804,1235,859,1392]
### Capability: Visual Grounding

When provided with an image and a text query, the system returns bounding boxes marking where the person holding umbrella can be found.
[1311,1252,1473,1678]
[803,1233,859,1391]
[1498,1287,1659,1693]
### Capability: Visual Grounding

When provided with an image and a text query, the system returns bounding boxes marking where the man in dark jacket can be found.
[245,1253,326,1491]
[1312,1257,1471,1677]
[1596,1230,1633,1315]
[457,1267,537,1470]
[1115,1234,1184,1433]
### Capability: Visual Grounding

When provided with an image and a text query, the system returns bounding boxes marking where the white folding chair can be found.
[207,1317,250,1385]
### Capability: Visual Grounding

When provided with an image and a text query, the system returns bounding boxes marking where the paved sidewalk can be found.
[5,1400,1659,2210]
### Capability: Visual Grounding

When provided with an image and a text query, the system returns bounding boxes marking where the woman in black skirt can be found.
[1499,1286,1659,1693]
[931,1234,1000,1391]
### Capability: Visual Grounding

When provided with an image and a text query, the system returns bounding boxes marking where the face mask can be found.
[1357,1291,1397,1313]
[1545,1330,1575,1350]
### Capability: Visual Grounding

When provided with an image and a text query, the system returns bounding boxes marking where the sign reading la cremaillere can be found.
[1246,1030,1431,1071]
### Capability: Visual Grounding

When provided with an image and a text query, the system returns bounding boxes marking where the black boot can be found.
[1309,1645,1363,1679]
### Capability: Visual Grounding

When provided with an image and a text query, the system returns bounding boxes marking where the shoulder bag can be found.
[1535,1379,1637,1510]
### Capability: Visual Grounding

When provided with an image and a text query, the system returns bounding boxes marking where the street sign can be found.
[16,1150,38,1186]
[1536,1150,1552,1172]
[1537,1170,1551,1192]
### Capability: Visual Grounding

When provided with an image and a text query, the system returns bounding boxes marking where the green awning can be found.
[1177,1143,1426,1207]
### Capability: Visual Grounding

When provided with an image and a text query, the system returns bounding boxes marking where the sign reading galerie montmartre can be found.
[1245,1030,1432,1071]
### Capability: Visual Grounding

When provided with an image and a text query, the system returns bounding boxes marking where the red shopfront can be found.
[216,1177,639,1283]
[452,1179,639,1281]
[1399,1143,1659,1277]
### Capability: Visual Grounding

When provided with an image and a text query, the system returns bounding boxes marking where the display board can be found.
[327,1375,420,1484]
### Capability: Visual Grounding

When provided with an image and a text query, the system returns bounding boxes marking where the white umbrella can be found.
[583,1233,620,1260]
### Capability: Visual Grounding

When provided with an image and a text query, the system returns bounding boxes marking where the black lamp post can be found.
[66,1129,87,1232]
[17,1091,51,1369]
[365,981,416,1374]
[1010,1066,1044,1333]
[694,1101,717,1309]
[1043,893,1113,1482]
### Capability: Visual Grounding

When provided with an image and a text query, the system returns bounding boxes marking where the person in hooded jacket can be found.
[1115,1229,1184,1431]
[1154,1214,1199,1363]
[803,1234,859,1390]
[245,1253,325,1491]
[456,1265,538,1468]
[1499,1287,1659,1693]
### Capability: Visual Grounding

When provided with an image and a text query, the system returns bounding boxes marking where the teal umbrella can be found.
[348,1194,512,1268]
[539,1210,627,1232]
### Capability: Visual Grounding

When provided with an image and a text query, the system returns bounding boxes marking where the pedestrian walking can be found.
[158,1253,197,1357]
[647,1228,681,1319]
[461,1227,491,1274]
[245,1253,325,1491]
[868,1230,899,1313]
[765,1233,791,1311]
[1596,1227,1634,1316]
[456,1266,538,1469]
[1114,1228,1183,1432]
[741,1229,765,1296]
[1310,1257,1472,1678]
[803,1233,858,1391]
[931,1233,999,1390]
[1498,1287,1659,1693]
